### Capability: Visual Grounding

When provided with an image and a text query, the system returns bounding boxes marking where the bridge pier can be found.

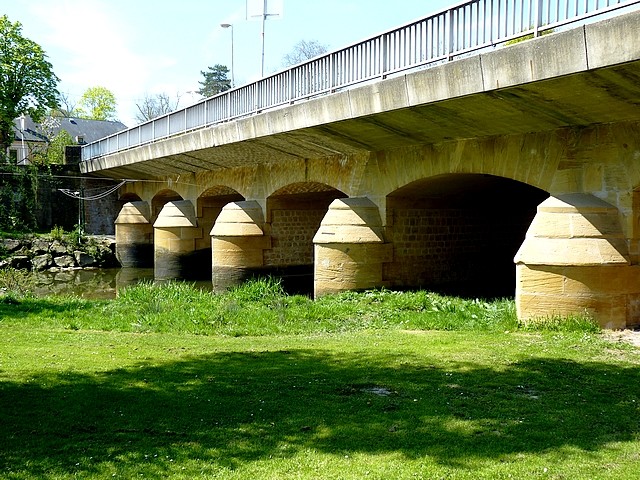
[313,198,392,297]
[153,200,203,280]
[515,194,640,329]
[114,201,153,268]
[210,201,270,291]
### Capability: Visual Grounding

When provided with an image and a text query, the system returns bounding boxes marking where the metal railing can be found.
[82,0,640,162]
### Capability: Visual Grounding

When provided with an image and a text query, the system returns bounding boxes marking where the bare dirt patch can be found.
[604,329,640,348]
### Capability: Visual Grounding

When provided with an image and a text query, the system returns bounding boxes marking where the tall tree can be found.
[198,65,231,97]
[77,86,117,121]
[0,15,60,154]
[135,92,180,123]
[282,40,329,67]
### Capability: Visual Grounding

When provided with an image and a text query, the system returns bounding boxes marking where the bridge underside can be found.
[93,10,640,329]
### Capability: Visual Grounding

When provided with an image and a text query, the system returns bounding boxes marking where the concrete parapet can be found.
[313,198,390,297]
[153,201,203,280]
[114,201,153,268]
[515,194,640,328]
[211,201,270,291]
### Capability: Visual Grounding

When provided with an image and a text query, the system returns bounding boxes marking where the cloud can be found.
[29,0,175,124]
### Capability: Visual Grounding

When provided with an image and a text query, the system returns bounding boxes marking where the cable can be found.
[58,180,128,201]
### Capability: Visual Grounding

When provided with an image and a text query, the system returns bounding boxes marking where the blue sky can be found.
[3,0,453,126]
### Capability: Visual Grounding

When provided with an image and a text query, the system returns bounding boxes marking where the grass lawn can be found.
[0,280,639,479]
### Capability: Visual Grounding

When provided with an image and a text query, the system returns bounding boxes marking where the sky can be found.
[2,0,453,126]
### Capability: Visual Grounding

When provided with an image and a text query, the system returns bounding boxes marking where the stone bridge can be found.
[81,6,640,329]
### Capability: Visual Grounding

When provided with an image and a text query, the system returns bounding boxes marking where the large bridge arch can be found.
[384,173,548,298]
[372,132,562,205]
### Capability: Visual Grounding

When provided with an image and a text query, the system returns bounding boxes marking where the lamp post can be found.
[19,114,26,165]
[220,23,234,88]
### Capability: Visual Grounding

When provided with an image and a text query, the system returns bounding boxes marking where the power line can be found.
[0,171,200,187]
[58,180,128,201]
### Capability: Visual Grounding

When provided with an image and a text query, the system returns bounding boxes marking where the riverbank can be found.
[0,234,119,272]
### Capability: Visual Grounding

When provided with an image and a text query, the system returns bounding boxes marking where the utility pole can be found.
[248,0,282,77]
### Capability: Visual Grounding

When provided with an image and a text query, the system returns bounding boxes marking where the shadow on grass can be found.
[1,348,639,477]
[0,296,97,320]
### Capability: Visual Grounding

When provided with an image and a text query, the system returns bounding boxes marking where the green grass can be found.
[0,279,638,479]
[0,277,598,336]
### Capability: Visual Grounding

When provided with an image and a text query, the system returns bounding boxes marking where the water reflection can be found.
[30,266,314,299]
[31,268,212,300]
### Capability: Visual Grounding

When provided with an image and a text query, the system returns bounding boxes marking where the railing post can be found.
[447,8,454,60]
[379,34,385,78]
[329,52,335,92]
[533,0,543,37]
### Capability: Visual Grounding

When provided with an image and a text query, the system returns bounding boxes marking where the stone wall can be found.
[0,235,119,272]
[385,208,488,289]
[384,204,534,297]
[264,208,326,266]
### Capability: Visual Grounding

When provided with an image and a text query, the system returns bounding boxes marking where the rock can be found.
[74,251,96,268]
[32,238,51,255]
[32,254,53,271]
[54,255,76,268]
[0,236,118,272]
[10,255,31,270]
[1,239,22,253]
[50,241,69,257]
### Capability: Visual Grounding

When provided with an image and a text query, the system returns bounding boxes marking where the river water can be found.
[29,268,214,300]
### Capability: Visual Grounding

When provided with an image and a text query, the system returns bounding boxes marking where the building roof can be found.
[12,116,127,145]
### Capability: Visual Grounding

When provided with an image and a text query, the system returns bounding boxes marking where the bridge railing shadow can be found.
[1,346,639,476]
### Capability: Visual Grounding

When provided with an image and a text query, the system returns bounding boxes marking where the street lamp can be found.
[220,23,234,88]
[19,114,26,165]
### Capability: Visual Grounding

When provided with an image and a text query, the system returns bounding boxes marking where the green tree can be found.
[197,65,231,97]
[37,129,74,165]
[0,15,60,155]
[77,86,117,121]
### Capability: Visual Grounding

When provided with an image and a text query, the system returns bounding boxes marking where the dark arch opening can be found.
[386,174,548,299]
[266,182,347,295]
[186,186,245,281]
[151,190,183,223]
[116,193,143,218]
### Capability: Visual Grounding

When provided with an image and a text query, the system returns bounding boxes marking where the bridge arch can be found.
[118,192,142,203]
[197,185,245,238]
[115,192,143,222]
[151,189,183,220]
[188,186,247,281]
[384,173,548,298]
[375,134,560,204]
[264,182,347,293]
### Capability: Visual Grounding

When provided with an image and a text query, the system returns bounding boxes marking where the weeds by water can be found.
[0,277,598,335]
[0,268,36,302]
